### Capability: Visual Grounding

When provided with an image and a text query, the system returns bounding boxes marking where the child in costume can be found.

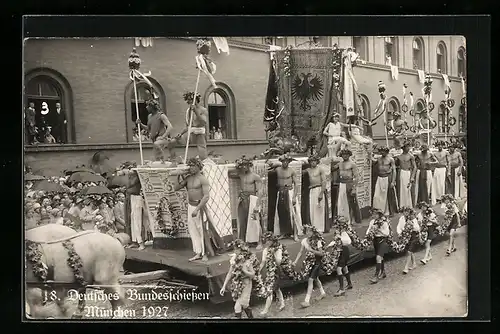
[259,232,286,316]
[328,216,353,296]
[416,202,438,264]
[396,207,420,274]
[439,194,461,256]
[366,208,391,284]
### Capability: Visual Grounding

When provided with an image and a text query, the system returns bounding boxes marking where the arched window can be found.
[413,37,425,70]
[457,47,466,77]
[358,94,371,134]
[436,41,448,74]
[25,69,74,145]
[386,97,400,122]
[124,78,166,142]
[458,105,466,133]
[353,36,368,60]
[204,83,237,140]
[384,37,399,66]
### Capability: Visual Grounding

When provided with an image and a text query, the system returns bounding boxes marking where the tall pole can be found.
[132,78,144,165]
[183,69,202,164]
[383,98,389,148]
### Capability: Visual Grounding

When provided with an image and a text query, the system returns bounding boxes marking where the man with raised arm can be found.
[174,157,224,261]
[372,146,398,215]
[396,141,417,208]
[177,92,209,161]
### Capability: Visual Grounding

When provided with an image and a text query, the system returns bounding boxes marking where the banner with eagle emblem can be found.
[274,48,341,151]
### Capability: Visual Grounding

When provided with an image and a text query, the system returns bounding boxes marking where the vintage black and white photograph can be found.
[24,34,468,319]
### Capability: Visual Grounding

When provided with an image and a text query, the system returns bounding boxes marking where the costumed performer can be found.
[347,116,372,146]
[220,239,256,319]
[366,208,391,284]
[328,216,353,296]
[439,195,461,256]
[127,170,155,250]
[395,141,416,209]
[174,157,225,261]
[293,225,327,308]
[432,140,449,203]
[177,92,209,161]
[270,154,303,241]
[387,111,406,149]
[332,149,362,224]
[372,146,399,215]
[323,113,351,158]
[414,145,438,205]
[416,202,437,264]
[304,154,328,233]
[396,207,420,274]
[446,144,465,199]
[259,232,286,316]
[232,156,264,248]
[135,98,178,162]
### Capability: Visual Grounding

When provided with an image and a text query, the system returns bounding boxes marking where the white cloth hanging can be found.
[442,73,450,88]
[212,37,230,54]
[390,65,399,80]
[417,70,426,84]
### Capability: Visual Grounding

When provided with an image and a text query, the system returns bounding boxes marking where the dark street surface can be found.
[45,226,466,319]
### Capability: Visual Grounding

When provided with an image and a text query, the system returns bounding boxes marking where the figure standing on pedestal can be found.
[178,92,209,161]
[332,149,362,224]
[372,147,399,215]
[416,110,437,147]
[233,156,263,249]
[323,113,350,158]
[395,142,416,209]
[174,157,225,261]
[136,98,178,162]
[387,111,406,149]
[432,141,449,202]
[269,154,303,241]
[414,145,438,205]
[446,144,465,199]
[304,155,328,233]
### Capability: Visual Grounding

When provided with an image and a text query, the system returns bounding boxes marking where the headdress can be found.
[401,207,416,216]
[332,112,340,118]
[338,149,352,157]
[334,216,350,230]
[420,144,429,151]
[416,201,430,209]
[235,155,254,169]
[262,231,278,244]
[308,154,320,163]
[302,224,320,235]
[402,140,412,149]
[183,91,202,103]
[393,110,401,117]
[370,207,384,216]
[435,140,445,147]
[231,239,249,251]
[424,208,435,216]
[378,146,390,154]
[437,194,455,204]
[186,157,204,170]
[146,98,161,112]
[278,154,296,162]
[378,80,386,93]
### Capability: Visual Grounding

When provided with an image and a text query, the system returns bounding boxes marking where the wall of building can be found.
[24,38,270,144]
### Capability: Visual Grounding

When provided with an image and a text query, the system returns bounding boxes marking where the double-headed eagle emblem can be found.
[291,72,324,111]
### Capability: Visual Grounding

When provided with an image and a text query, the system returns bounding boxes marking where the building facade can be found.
[24,36,466,174]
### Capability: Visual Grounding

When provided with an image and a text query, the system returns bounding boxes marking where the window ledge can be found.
[357,62,462,82]
[24,139,269,153]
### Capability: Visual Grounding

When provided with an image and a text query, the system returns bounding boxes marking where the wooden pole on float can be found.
[183,69,202,164]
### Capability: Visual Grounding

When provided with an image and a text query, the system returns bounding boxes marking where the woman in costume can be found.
[292,225,327,308]
[366,208,391,284]
[396,207,420,274]
[417,202,438,264]
[259,232,286,316]
[328,216,353,296]
[220,239,256,319]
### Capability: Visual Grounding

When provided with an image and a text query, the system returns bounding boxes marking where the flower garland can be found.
[332,44,343,89]
[296,232,342,280]
[262,243,296,297]
[388,220,414,253]
[62,240,87,287]
[25,240,49,282]
[282,46,292,77]
[346,225,375,251]
[434,204,456,236]
[229,252,266,301]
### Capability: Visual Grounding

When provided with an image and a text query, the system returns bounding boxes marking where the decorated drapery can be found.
[274,48,342,153]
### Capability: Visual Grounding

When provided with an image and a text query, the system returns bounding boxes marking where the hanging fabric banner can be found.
[343,49,359,118]
[417,70,426,84]
[390,65,399,80]
[212,37,230,54]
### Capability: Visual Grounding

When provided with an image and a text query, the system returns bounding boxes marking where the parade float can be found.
[123,39,465,302]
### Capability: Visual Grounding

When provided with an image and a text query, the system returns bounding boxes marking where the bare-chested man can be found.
[432,141,449,202]
[232,156,263,248]
[270,154,303,240]
[417,110,437,146]
[372,146,398,215]
[178,92,209,161]
[333,149,362,224]
[387,111,406,149]
[174,157,224,261]
[414,145,438,205]
[396,142,416,208]
[305,155,328,232]
[446,144,465,199]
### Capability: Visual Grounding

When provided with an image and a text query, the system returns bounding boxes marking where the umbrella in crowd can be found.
[33,180,68,193]
[24,173,46,182]
[69,172,106,184]
[64,166,95,175]
[79,186,112,196]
